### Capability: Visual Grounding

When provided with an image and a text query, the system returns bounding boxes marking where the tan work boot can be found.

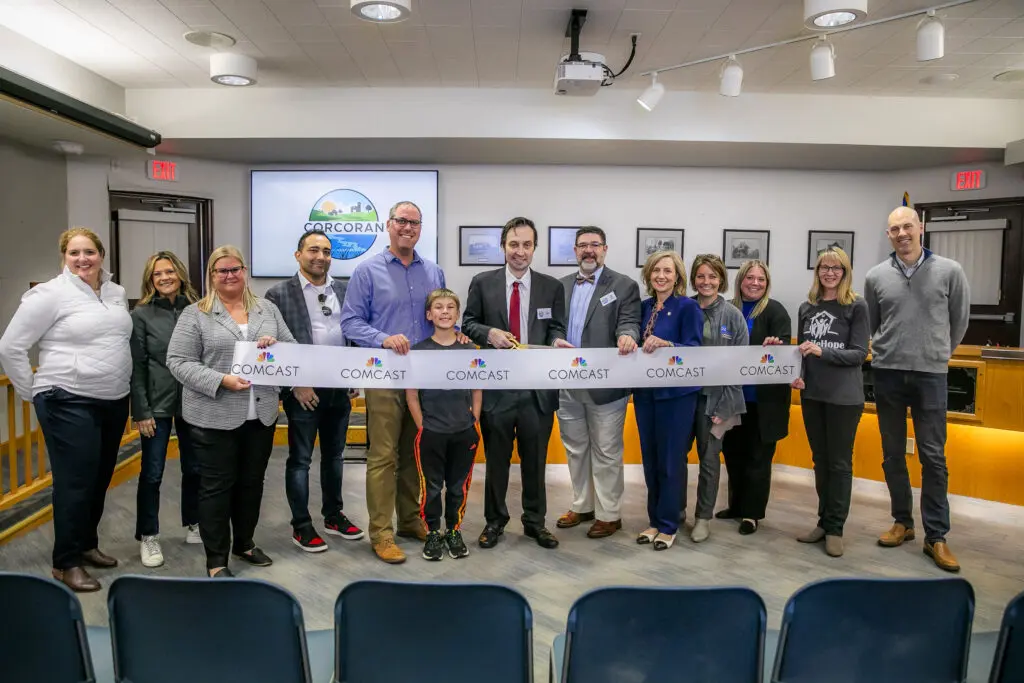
[924,541,961,573]
[373,536,407,564]
[877,523,916,547]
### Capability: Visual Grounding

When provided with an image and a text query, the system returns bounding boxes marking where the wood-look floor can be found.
[2,451,1022,681]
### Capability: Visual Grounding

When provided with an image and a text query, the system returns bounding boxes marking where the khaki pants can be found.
[364,389,421,543]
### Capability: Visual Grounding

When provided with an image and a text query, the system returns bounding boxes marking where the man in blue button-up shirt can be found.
[340,200,445,564]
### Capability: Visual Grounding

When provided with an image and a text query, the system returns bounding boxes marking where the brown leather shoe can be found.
[52,567,101,593]
[877,523,916,548]
[372,536,406,564]
[924,541,961,573]
[586,519,622,538]
[397,520,428,542]
[82,548,119,568]
[556,510,595,529]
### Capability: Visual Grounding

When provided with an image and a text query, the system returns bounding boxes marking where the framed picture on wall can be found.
[459,226,504,266]
[806,230,855,270]
[635,228,684,268]
[722,229,770,269]
[548,226,580,267]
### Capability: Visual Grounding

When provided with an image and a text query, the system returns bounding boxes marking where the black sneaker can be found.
[422,531,445,561]
[292,528,329,553]
[445,529,469,559]
[324,513,365,541]
[233,546,273,567]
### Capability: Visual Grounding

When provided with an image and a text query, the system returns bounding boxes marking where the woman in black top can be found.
[793,247,869,557]
[721,260,791,535]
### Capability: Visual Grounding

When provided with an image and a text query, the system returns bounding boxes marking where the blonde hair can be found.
[425,287,461,313]
[731,259,772,319]
[138,251,199,306]
[198,245,258,313]
[59,227,105,269]
[689,254,728,294]
[641,250,687,298]
[808,247,857,306]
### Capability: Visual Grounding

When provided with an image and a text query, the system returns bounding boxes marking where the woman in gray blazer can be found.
[167,245,297,578]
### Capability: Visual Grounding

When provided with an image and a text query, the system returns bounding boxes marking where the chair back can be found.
[108,575,311,683]
[335,580,532,683]
[772,577,974,683]
[562,585,766,683]
[990,590,1024,683]
[0,571,95,683]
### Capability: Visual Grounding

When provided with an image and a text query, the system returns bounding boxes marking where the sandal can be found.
[636,527,658,545]
[653,533,676,551]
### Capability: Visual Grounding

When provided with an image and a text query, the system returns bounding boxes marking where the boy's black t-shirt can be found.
[413,337,476,434]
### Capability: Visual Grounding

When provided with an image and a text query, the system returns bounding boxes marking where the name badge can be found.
[600,292,617,306]
[537,308,552,320]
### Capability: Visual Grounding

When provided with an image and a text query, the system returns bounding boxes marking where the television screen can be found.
[250,170,439,278]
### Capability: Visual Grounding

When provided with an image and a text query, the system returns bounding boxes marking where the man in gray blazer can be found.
[555,227,641,538]
[462,217,571,550]
[265,229,364,555]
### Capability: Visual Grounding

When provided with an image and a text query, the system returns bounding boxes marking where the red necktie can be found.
[509,281,521,343]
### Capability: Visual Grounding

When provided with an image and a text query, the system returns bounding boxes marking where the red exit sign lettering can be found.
[950,169,986,191]
[146,159,178,182]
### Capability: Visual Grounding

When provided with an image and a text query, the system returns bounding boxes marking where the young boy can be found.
[406,288,482,561]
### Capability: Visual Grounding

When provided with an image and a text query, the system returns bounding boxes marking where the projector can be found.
[554,52,606,96]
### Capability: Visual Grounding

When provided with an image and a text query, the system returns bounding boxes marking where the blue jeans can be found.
[873,369,950,543]
[135,415,199,539]
[634,393,698,535]
[284,390,351,530]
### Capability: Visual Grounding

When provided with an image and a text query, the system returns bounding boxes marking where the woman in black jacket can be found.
[720,259,792,534]
[130,251,200,568]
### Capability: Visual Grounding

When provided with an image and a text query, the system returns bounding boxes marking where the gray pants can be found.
[682,394,723,522]
[873,368,951,544]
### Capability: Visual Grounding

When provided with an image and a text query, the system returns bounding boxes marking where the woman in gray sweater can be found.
[793,247,869,558]
[684,254,747,543]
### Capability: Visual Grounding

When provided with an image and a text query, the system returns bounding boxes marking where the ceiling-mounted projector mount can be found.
[554,8,637,96]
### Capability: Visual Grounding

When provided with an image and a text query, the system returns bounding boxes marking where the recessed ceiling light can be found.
[184,30,236,48]
[919,73,959,85]
[993,69,1024,82]
[210,53,257,86]
[351,0,411,23]
[804,0,867,30]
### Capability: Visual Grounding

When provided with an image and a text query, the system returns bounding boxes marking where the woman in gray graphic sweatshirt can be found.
[683,254,747,544]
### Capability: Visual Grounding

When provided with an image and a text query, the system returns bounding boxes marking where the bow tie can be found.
[576,273,595,285]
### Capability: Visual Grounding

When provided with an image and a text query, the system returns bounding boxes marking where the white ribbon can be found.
[231,342,801,390]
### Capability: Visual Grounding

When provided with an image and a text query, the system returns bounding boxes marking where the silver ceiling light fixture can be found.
[210,53,257,86]
[719,55,743,97]
[810,36,836,81]
[351,0,411,23]
[917,9,945,61]
[637,72,665,111]
[804,0,868,29]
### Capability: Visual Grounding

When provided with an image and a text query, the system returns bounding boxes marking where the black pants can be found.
[32,388,129,570]
[283,390,351,531]
[136,415,199,539]
[801,399,863,536]
[721,402,778,520]
[479,392,553,529]
[190,420,276,569]
[414,426,479,532]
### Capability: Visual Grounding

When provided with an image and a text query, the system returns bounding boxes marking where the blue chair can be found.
[771,577,974,683]
[557,586,767,683]
[990,590,1024,683]
[335,580,533,683]
[108,575,312,683]
[0,571,96,683]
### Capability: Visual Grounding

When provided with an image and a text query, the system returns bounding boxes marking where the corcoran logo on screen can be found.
[304,189,386,261]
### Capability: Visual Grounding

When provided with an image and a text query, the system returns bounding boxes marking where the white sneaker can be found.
[140,536,165,567]
[691,519,711,543]
[185,524,202,544]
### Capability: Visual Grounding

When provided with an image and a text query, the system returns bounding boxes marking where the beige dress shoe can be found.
[878,523,915,547]
[825,535,844,557]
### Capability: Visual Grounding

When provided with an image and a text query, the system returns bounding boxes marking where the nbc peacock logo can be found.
[366,357,383,367]
[760,354,775,364]
[470,358,486,368]
[571,357,587,367]
[668,355,683,366]
[257,352,275,363]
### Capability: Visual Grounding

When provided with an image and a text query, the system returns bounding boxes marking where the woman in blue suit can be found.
[633,250,703,550]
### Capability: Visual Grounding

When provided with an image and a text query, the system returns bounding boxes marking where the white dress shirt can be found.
[300,272,345,347]
[505,266,531,345]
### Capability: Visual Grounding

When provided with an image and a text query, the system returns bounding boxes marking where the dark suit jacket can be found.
[462,267,567,414]
[633,294,703,403]
[559,267,641,405]
[748,297,792,442]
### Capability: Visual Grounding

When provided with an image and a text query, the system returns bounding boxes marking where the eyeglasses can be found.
[818,265,845,274]
[317,293,331,317]
[214,266,245,278]
[391,217,422,228]
[575,241,606,250]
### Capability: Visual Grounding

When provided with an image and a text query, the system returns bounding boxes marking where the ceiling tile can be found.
[264,0,326,26]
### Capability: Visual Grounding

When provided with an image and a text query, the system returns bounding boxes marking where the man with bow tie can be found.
[555,227,641,539]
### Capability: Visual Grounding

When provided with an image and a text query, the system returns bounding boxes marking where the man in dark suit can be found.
[555,227,641,539]
[462,217,570,549]
[265,229,364,554]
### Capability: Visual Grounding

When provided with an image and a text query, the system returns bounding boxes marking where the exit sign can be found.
[146,159,178,182]
[950,169,986,191]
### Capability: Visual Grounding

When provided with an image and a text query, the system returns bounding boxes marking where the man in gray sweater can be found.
[865,206,970,573]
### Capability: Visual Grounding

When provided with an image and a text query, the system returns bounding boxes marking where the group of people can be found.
[0,201,969,593]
